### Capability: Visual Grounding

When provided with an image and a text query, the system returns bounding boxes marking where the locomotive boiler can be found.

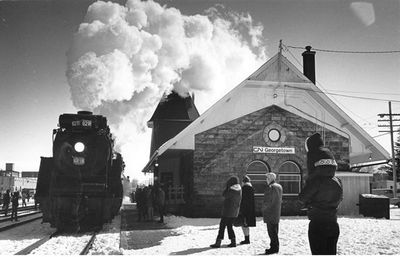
[35,111,123,232]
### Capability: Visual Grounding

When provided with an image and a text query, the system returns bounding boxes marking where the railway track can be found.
[0,214,43,232]
[0,205,43,233]
[14,231,59,255]
[0,206,42,224]
[0,205,38,216]
[0,205,41,226]
[15,231,98,255]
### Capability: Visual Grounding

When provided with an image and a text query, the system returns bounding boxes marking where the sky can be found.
[0,0,399,182]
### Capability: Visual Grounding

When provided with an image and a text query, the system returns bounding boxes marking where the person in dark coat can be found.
[136,187,146,222]
[262,172,282,255]
[238,175,256,244]
[3,189,10,217]
[129,191,135,203]
[34,193,38,210]
[299,132,343,255]
[11,191,20,221]
[210,176,242,248]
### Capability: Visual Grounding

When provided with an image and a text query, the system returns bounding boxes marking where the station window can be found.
[160,172,173,188]
[278,161,301,195]
[246,160,269,196]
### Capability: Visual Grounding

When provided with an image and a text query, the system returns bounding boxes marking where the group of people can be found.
[1,190,22,221]
[135,183,166,223]
[210,133,343,255]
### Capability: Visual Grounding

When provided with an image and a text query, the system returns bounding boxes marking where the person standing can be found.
[154,184,166,223]
[136,187,144,222]
[210,176,242,248]
[11,191,20,221]
[299,132,343,255]
[3,189,10,217]
[21,192,27,207]
[34,193,38,210]
[145,185,154,221]
[238,175,256,244]
[262,172,282,255]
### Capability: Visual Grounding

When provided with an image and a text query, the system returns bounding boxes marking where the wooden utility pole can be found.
[378,101,400,198]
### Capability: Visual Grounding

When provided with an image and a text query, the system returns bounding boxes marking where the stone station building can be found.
[142,47,389,217]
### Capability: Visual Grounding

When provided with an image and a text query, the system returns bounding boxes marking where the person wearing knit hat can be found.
[300,132,343,255]
[305,132,337,179]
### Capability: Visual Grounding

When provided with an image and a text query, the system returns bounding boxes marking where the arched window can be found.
[246,160,269,196]
[278,161,301,195]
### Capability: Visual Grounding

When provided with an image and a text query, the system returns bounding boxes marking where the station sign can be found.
[253,146,295,154]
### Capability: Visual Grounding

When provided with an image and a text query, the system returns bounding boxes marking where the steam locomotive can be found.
[35,111,123,232]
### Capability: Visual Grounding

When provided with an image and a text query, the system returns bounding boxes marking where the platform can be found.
[119,202,174,250]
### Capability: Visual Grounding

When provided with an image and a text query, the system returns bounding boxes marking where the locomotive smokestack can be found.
[77,111,93,115]
[302,46,316,84]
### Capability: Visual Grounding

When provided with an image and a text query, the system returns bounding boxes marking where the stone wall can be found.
[191,105,349,217]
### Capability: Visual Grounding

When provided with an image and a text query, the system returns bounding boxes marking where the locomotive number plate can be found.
[72,156,85,165]
[72,119,92,127]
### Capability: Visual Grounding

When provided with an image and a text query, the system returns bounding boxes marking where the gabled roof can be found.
[248,52,310,83]
[145,51,389,169]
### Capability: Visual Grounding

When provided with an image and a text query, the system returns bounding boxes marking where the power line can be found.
[281,45,400,102]
[283,45,396,125]
[372,132,391,138]
[326,89,400,96]
[282,44,400,131]
[285,85,400,103]
[285,45,400,54]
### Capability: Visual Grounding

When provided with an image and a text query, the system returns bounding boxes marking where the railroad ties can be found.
[14,231,98,255]
[0,205,42,232]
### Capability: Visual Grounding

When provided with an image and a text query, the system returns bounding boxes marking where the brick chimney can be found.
[302,46,316,84]
[6,163,14,171]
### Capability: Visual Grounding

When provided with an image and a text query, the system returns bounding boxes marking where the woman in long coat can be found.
[238,175,256,244]
[210,176,242,248]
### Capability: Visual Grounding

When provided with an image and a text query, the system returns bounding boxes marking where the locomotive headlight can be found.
[74,142,85,153]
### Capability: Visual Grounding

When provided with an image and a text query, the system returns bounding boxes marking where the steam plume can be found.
[66,0,267,180]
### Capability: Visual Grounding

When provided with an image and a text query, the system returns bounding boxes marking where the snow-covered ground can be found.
[0,219,56,255]
[1,209,400,255]
[115,215,400,255]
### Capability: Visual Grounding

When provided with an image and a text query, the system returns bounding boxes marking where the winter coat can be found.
[239,182,256,227]
[3,191,10,205]
[222,184,242,218]
[145,187,153,208]
[11,193,19,207]
[135,189,143,208]
[299,174,343,223]
[262,181,282,224]
[301,132,343,222]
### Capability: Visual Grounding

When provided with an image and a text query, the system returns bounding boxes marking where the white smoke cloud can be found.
[66,0,267,181]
